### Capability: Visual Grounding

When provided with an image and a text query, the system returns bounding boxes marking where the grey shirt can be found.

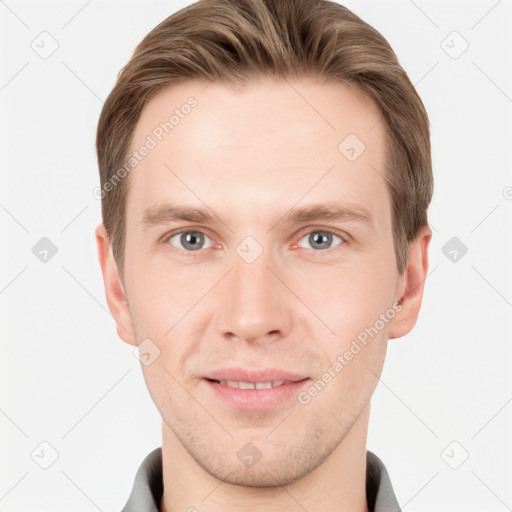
[122,447,401,512]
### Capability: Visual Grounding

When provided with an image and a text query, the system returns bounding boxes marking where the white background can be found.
[1,0,511,510]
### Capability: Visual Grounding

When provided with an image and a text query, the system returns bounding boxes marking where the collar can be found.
[122,447,401,512]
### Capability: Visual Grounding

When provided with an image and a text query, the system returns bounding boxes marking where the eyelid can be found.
[296,226,349,242]
[162,227,216,253]
[294,226,348,250]
[162,225,213,240]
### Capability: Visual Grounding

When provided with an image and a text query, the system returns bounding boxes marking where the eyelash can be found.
[162,228,348,255]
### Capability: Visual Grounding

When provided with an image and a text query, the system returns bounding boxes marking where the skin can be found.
[96,77,431,512]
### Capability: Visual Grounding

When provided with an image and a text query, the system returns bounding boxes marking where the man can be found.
[95,0,433,510]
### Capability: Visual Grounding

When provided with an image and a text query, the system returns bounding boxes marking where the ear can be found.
[388,224,432,339]
[95,223,137,346]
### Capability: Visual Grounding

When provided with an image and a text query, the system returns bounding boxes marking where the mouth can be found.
[203,376,311,410]
[205,378,299,389]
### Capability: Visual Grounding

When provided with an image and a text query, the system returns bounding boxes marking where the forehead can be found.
[126,77,389,223]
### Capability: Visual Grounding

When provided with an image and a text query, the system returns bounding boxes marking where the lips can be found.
[202,368,310,410]
[217,380,288,389]
[205,377,310,410]
[204,368,309,384]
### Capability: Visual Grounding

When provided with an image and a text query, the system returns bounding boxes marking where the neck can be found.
[160,405,370,512]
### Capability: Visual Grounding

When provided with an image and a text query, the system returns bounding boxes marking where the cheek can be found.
[293,256,397,341]
[125,263,204,378]
[125,250,195,327]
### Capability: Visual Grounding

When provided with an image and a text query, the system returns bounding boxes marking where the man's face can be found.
[117,77,406,485]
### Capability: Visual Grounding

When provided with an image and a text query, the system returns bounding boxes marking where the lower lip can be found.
[204,378,311,410]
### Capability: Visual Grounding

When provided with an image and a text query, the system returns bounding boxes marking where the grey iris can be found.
[309,231,333,250]
[181,232,204,251]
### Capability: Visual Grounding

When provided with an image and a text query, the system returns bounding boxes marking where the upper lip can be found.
[204,368,309,383]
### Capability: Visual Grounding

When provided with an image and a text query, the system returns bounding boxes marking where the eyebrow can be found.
[140,202,373,229]
[285,203,373,224]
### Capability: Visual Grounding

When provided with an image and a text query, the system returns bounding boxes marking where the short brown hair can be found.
[96,0,433,276]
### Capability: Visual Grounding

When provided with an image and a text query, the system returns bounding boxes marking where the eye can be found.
[167,230,213,252]
[297,229,344,251]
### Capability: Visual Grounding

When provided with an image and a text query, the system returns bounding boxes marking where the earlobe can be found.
[388,224,432,340]
[95,223,137,346]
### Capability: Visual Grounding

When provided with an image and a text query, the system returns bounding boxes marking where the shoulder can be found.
[121,447,163,512]
[366,450,401,512]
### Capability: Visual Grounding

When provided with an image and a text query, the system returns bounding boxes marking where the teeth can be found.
[219,380,287,389]
[255,382,272,389]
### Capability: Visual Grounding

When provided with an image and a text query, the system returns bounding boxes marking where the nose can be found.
[214,248,293,344]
